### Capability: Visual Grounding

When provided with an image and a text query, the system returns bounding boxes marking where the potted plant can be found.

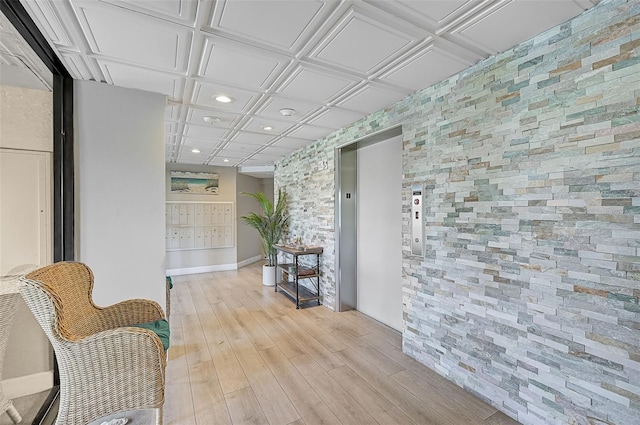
[240,189,289,286]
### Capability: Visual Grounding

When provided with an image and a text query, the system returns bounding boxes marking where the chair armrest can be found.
[59,327,166,410]
[71,326,166,359]
[96,299,165,330]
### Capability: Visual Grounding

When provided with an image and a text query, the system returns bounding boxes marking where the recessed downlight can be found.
[223,158,230,163]
[191,148,200,153]
[263,126,274,131]
[203,116,221,124]
[215,95,233,103]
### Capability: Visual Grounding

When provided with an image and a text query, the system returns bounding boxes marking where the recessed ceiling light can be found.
[223,158,230,163]
[279,108,296,117]
[263,126,273,131]
[203,116,221,124]
[191,148,200,153]
[215,95,233,103]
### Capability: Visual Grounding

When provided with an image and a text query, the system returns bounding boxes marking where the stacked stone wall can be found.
[276,1,639,423]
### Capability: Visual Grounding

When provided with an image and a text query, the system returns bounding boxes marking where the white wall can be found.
[75,80,166,309]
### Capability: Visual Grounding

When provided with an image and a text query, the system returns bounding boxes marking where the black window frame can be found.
[0,0,74,423]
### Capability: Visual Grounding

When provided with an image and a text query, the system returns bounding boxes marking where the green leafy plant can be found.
[240,189,289,267]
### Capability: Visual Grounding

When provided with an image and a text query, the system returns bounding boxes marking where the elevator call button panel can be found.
[411,185,423,256]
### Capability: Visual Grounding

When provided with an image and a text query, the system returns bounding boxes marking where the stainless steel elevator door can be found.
[356,135,403,331]
[338,147,357,311]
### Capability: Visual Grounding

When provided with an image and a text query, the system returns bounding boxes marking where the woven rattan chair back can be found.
[20,261,166,425]
[25,261,103,340]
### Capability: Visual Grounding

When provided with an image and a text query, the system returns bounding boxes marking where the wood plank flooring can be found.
[159,264,520,425]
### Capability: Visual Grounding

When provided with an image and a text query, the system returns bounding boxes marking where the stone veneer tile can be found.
[275,0,640,424]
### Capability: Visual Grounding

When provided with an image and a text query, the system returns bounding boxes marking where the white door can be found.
[0,149,51,274]
[356,135,403,331]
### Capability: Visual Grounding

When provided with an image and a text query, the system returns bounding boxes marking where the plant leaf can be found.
[239,188,289,266]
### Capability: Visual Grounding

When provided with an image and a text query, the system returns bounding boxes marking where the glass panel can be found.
[0,9,55,424]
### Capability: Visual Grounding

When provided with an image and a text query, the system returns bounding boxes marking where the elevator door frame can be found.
[334,125,402,312]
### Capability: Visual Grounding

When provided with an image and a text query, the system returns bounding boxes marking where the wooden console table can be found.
[274,245,322,309]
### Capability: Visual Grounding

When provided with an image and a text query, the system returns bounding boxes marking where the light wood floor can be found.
[157,264,520,425]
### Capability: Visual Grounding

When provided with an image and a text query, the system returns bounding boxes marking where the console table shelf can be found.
[274,245,323,309]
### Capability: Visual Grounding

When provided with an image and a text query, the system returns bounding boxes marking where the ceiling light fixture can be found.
[279,108,296,117]
[223,158,230,163]
[191,148,200,153]
[215,95,233,103]
[203,116,221,124]
[263,126,273,131]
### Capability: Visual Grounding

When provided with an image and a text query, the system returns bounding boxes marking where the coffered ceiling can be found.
[20,0,599,168]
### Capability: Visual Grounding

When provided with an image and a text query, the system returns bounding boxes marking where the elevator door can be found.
[356,135,402,331]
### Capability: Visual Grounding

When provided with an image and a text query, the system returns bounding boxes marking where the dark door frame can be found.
[0,1,74,423]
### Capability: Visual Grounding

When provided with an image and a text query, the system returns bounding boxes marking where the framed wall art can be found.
[170,171,219,194]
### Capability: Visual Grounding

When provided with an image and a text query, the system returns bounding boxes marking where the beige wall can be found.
[0,85,53,388]
[261,178,274,204]
[166,164,238,269]
[236,173,263,263]
[165,165,271,271]
[0,85,52,151]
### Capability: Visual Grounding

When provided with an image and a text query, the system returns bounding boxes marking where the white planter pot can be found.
[262,265,276,286]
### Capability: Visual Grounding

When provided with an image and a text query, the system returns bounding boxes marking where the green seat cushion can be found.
[133,319,170,351]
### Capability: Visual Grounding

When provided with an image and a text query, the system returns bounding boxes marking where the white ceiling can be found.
[20,0,599,169]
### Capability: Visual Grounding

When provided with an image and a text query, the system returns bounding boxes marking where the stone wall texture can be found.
[275,1,640,423]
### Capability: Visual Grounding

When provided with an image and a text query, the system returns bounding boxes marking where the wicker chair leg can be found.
[155,407,163,425]
[6,403,22,424]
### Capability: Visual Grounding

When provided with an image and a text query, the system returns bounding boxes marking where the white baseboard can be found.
[166,264,237,276]
[237,255,263,269]
[167,255,263,276]
[1,371,53,399]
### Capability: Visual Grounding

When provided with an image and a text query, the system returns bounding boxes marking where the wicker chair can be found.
[19,262,167,425]
[1,276,23,424]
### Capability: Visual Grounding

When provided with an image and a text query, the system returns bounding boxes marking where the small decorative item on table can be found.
[293,237,305,251]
